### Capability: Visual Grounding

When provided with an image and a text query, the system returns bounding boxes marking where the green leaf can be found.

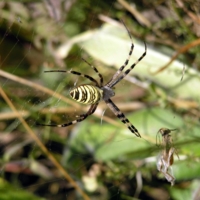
[0,178,43,200]
[60,22,200,99]
[64,107,184,162]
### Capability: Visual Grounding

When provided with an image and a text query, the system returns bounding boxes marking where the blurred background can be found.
[0,0,200,200]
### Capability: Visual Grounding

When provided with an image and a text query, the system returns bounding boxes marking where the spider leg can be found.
[107,21,134,86]
[44,70,99,86]
[82,58,104,86]
[108,42,147,88]
[37,103,98,128]
[105,98,141,137]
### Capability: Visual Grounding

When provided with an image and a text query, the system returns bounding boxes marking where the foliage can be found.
[1,1,200,200]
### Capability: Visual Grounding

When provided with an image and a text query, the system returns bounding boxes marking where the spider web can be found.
[0,1,146,200]
[1,1,200,200]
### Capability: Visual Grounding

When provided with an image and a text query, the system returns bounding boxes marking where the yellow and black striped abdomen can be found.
[70,85,103,105]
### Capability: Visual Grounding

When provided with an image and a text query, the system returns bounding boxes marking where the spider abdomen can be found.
[70,85,103,105]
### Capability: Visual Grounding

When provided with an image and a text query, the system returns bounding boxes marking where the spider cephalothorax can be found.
[38,21,147,138]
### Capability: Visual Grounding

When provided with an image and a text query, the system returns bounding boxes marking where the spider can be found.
[38,21,147,138]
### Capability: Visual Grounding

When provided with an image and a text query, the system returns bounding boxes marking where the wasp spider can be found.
[38,21,147,137]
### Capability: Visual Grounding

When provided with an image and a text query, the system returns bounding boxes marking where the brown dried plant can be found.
[156,128,179,185]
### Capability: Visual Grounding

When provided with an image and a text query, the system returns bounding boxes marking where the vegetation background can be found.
[0,0,200,200]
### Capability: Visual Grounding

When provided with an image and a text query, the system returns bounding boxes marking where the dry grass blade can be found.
[0,86,90,200]
[153,39,200,75]
[0,69,126,131]
[117,0,151,27]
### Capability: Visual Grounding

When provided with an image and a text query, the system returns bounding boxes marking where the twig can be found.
[0,86,90,200]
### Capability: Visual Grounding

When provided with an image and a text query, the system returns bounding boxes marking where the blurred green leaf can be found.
[169,180,200,200]
[65,107,184,162]
[173,160,200,181]
[60,23,200,99]
[0,178,43,200]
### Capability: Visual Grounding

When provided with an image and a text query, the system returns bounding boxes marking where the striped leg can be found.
[44,70,99,86]
[105,98,141,137]
[108,42,147,88]
[82,58,104,86]
[37,103,98,127]
[107,21,134,86]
